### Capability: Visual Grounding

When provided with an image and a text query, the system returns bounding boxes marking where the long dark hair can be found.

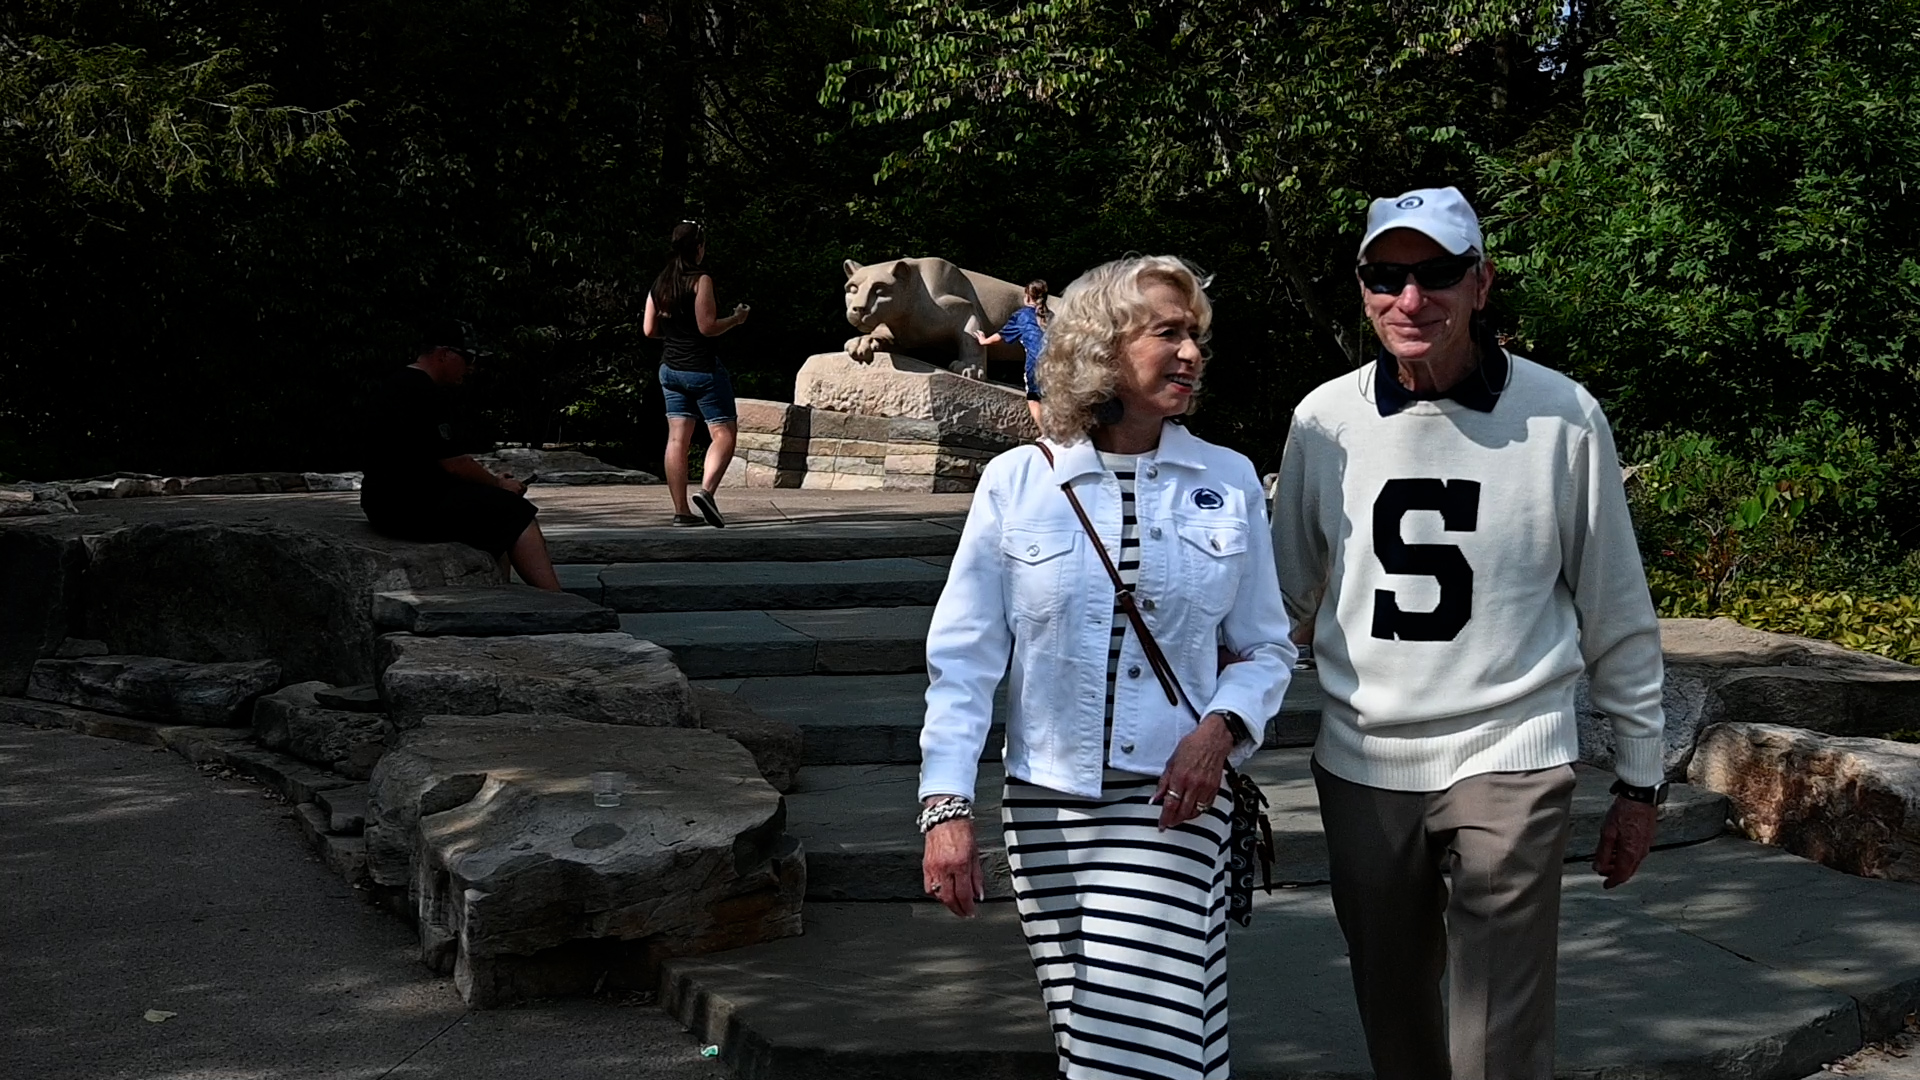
[651,221,707,316]
[1026,279,1052,327]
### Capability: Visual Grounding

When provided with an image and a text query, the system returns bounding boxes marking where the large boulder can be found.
[364,713,805,1007]
[0,515,100,694]
[253,680,394,779]
[1578,617,1920,781]
[1689,722,1920,881]
[377,632,695,729]
[85,521,498,686]
[27,655,281,726]
[691,685,803,794]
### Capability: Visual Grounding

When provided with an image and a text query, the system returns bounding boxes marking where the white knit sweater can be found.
[1272,353,1666,791]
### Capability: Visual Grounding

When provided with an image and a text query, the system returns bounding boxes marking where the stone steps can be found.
[371,585,618,635]
[785,748,1732,901]
[698,670,1327,766]
[619,607,934,678]
[663,838,1907,1080]
[564,558,951,612]
[544,517,965,565]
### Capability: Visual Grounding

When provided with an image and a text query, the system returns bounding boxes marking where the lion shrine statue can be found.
[842,257,1026,380]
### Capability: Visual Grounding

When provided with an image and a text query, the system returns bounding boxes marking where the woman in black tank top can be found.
[643,221,750,527]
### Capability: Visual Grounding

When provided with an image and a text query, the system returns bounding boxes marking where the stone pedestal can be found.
[723,352,1036,493]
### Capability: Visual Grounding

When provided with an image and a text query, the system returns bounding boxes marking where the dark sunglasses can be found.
[1357,254,1481,295]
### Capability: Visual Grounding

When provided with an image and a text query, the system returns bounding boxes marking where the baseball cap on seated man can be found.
[1358,186,1484,261]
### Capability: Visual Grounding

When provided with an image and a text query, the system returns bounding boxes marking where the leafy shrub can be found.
[1648,569,1920,665]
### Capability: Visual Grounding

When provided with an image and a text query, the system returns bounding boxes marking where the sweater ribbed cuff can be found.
[1612,732,1666,788]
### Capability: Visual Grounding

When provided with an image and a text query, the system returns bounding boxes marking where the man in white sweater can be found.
[1271,187,1667,1080]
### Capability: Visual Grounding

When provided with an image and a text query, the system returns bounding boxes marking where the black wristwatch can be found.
[1212,710,1252,744]
[1609,778,1670,806]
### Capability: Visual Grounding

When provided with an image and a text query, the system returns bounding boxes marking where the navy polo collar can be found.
[1374,330,1509,417]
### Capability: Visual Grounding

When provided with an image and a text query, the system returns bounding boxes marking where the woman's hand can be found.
[922,804,983,917]
[732,303,750,325]
[1155,714,1236,831]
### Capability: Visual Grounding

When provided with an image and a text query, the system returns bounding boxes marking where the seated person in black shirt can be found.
[360,320,561,590]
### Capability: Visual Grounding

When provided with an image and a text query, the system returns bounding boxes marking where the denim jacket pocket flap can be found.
[1177,521,1249,558]
[1003,528,1079,565]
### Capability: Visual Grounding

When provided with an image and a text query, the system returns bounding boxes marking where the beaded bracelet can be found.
[917,796,974,834]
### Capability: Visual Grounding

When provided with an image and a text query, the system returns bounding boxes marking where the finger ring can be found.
[1168,790,1185,799]
[929,882,942,893]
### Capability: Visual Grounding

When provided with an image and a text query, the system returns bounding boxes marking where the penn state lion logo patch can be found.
[1191,488,1224,510]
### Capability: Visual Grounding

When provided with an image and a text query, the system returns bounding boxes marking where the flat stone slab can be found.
[314,682,384,712]
[667,841,1884,1080]
[366,714,805,1008]
[372,586,619,636]
[714,673,1007,766]
[619,612,818,679]
[27,655,281,726]
[768,606,934,673]
[785,749,1729,900]
[0,695,205,747]
[377,632,694,729]
[252,680,392,779]
[553,562,609,604]
[705,670,1325,767]
[544,518,963,565]
[622,607,936,679]
[598,558,948,613]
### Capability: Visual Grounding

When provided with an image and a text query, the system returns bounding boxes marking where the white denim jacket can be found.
[920,422,1296,801]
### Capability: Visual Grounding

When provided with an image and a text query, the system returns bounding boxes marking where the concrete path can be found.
[0,726,729,1080]
[663,838,1920,1080]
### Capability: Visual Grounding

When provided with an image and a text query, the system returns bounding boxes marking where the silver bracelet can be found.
[917,796,973,834]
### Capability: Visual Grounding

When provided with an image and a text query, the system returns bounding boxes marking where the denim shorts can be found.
[659,364,737,425]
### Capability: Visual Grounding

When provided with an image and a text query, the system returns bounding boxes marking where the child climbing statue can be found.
[973,279,1050,430]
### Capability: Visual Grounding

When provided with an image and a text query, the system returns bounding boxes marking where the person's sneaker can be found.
[671,513,707,527]
[690,489,726,529]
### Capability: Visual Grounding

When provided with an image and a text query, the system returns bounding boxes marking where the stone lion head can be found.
[843,259,912,332]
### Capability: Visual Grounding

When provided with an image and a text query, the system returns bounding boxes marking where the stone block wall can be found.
[723,397,1021,493]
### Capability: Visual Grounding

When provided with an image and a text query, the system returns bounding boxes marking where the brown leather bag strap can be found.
[1034,443,1198,718]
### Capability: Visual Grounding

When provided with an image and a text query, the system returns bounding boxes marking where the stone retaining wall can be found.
[723,398,1020,492]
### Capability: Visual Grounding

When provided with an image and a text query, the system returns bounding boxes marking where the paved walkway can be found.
[0,725,729,1080]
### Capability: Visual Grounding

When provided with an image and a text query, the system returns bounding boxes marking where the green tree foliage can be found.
[1484,0,1920,436]
[823,0,1593,368]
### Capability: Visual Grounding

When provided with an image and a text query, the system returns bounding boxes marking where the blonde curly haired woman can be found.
[917,255,1296,1080]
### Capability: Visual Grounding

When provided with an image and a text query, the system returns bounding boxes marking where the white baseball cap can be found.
[1358,186,1484,261]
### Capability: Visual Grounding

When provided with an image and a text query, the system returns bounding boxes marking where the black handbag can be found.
[1033,443,1275,925]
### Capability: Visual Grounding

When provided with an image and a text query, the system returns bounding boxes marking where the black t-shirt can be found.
[658,274,720,373]
[363,367,463,498]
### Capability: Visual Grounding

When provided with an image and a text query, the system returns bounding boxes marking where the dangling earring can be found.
[1092,397,1124,427]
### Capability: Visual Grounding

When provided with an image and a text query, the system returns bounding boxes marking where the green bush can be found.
[1648,569,1920,665]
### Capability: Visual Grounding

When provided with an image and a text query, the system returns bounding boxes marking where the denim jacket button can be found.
[1121,742,1136,753]
[1145,464,1159,479]
[1149,526,1164,540]
[1141,598,1156,612]
[1127,665,1142,678]
[1027,543,1040,556]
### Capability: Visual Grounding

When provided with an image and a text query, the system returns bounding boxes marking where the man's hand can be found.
[1593,796,1658,888]
[1155,714,1234,831]
[496,474,528,495]
[922,805,983,917]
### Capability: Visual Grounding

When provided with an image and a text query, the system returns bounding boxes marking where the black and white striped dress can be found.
[1002,451,1234,1080]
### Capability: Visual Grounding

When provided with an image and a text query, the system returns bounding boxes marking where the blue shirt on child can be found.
[998,306,1047,397]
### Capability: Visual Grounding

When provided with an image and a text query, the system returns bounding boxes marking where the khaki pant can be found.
[1312,759,1577,1080]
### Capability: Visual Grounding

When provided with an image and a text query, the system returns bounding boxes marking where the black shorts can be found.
[362,480,537,557]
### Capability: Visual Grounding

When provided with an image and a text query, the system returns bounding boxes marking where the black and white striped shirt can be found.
[1097,451,1144,728]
